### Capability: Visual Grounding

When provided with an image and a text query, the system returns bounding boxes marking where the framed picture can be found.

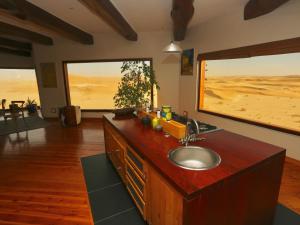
[40,62,57,88]
[181,48,194,76]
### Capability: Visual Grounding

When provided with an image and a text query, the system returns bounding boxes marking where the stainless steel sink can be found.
[168,146,221,170]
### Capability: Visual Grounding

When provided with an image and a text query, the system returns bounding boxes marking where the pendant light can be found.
[163,41,182,53]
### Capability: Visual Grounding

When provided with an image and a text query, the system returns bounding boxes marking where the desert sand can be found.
[203,75,300,132]
[0,79,40,106]
[68,74,121,109]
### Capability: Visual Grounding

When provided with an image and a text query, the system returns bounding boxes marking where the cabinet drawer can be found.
[126,146,145,179]
[110,152,125,181]
[126,162,145,198]
[126,175,146,219]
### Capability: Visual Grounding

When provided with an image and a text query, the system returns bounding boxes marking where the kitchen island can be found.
[103,113,285,225]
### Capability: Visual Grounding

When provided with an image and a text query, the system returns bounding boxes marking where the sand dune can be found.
[0,74,121,110]
[0,80,40,105]
[68,74,121,109]
[203,75,300,131]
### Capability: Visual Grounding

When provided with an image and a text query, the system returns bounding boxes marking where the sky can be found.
[67,61,151,77]
[206,52,300,76]
[67,62,124,77]
[0,69,37,80]
[0,53,299,80]
[0,60,151,80]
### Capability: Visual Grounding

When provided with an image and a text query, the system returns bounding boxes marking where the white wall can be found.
[0,53,34,68]
[179,0,300,160]
[32,31,180,118]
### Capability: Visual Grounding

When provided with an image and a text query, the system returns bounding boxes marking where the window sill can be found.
[198,109,300,136]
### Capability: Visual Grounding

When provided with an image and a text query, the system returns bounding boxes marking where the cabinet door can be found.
[146,164,183,225]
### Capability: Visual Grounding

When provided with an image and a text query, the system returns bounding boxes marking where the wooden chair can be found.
[0,99,8,122]
[2,100,27,132]
[9,101,26,120]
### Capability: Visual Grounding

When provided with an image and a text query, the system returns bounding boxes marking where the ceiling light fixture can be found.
[163,41,182,53]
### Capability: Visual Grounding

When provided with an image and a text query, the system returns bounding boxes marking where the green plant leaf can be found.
[113,61,159,109]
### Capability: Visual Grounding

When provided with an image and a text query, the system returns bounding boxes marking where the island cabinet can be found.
[104,118,183,224]
[103,114,286,225]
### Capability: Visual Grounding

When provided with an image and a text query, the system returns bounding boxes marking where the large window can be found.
[65,59,155,110]
[198,51,300,134]
[0,68,40,105]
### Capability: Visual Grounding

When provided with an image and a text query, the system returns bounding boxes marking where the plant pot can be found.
[27,104,37,114]
[113,107,135,117]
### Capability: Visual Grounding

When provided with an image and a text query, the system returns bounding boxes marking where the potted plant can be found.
[26,98,38,114]
[113,60,159,115]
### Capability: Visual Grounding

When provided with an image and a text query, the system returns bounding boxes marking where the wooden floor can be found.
[0,119,299,224]
[0,119,103,225]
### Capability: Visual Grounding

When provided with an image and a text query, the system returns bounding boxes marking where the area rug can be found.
[0,116,50,136]
[81,153,300,225]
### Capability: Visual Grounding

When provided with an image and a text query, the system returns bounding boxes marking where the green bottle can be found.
[152,111,160,129]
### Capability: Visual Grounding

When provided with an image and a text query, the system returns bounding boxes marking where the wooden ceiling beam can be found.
[171,0,194,41]
[244,0,290,20]
[78,0,137,41]
[0,36,31,50]
[0,22,53,45]
[0,0,26,19]
[0,46,31,57]
[0,0,15,10]
[0,0,94,44]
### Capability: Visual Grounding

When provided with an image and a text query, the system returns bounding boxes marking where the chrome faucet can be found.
[192,119,200,135]
[183,121,191,146]
[180,119,205,146]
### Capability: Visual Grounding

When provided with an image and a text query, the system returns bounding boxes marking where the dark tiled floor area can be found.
[82,154,300,225]
[81,154,146,225]
[274,204,300,225]
[89,184,134,222]
[95,208,146,225]
[81,154,121,192]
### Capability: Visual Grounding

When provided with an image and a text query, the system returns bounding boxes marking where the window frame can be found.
[62,58,154,112]
[197,37,300,136]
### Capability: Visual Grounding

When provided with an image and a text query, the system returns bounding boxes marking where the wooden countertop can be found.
[103,114,286,199]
